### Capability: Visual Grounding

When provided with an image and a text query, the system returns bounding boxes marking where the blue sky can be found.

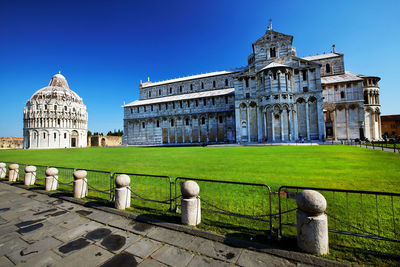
[1,0,399,137]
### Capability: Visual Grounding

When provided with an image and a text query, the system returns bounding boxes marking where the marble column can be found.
[306,102,310,140]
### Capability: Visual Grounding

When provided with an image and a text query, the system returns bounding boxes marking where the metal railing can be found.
[113,172,173,211]
[278,186,400,242]
[79,169,113,201]
[175,177,273,234]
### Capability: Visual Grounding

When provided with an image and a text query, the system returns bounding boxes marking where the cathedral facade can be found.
[123,25,381,146]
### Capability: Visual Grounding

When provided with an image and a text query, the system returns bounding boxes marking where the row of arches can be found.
[24,129,86,149]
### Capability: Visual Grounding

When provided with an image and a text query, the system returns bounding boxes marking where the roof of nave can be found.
[259,62,291,72]
[321,71,363,85]
[123,88,235,107]
[302,52,343,61]
[140,69,244,88]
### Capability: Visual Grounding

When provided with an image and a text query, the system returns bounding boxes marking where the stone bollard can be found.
[296,190,329,255]
[73,170,88,198]
[45,167,58,191]
[115,174,131,210]
[0,163,6,179]
[8,164,19,182]
[180,181,201,226]
[24,165,37,186]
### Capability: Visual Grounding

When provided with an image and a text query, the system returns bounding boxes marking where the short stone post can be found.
[115,174,131,210]
[0,163,6,179]
[296,190,329,255]
[24,165,37,186]
[73,170,88,198]
[45,167,58,191]
[180,181,201,226]
[8,164,19,182]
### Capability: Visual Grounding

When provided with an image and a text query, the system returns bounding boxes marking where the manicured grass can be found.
[1,145,399,265]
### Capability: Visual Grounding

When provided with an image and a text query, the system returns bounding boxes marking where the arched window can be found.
[169,87,172,94]
[225,96,229,104]
[172,102,175,109]
[64,106,67,111]
[171,119,174,127]
[156,120,160,127]
[180,101,182,108]
[151,105,153,112]
[64,133,67,139]
[219,116,223,123]
[187,100,190,107]
[340,91,345,99]
[54,105,57,111]
[245,78,249,87]
[58,119,60,125]
[270,47,276,58]
[201,117,205,125]
[201,82,204,89]
[326,64,331,73]
[225,79,228,86]
[43,133,46,139]
[190,84,193,90]
[159,89,161,96]
[185,118,189,126]
[203,99,206,106]
[165,103,168,110]
[195,100,198,107]
[142,122,145,128]
[44,105,47,110]
[54,133,56,139]
[148,91,151,97]
[144,106,146,112]
[179,86,182,93]
[212,98,215,105]
[213,81,216,88]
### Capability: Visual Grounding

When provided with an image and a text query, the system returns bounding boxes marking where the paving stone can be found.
[19,222,65,242]
[7,236,62,264]
[124,237,162,258]
[151,244,194,267]
[147,227,195,248]
[100,251,142,267]
[86,210,121,224]
[0,223,18,236]
[107,216,133,229]
[45,211,78,225]
[0,237,28,257]
[126,220,157,236]
[17,249,62,267]
[186,237,241,263]
[137,258,168,267]
[85,226,115,241]
[56,220,104,242]
[0,256,14,267]
[54,245,113,267]
[57,201,86,211]
[56,214,89,229]
[236,249,295,267]
[186,255,232,267]
[95,229,141,253]
[1,232,22,244]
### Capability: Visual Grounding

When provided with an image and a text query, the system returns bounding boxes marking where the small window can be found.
[213,81,216,88]
[173,102,175,109]
[196,100,198,107]
[64,106,67,111]
[159,89,161,96]
[225,96,228,104]
[346,83,351,88]
[302,70,307,81]
[45,105,47,110]
[273,72,277,80]
[187,100,190,107]
[137,107,140,113]
[158,104,161,110]
[340,91,345,99]
[54,105,57,111]
[148,91,151,97]
[219,116,223,123]
[166,103,168,110]
[201,82,204,89]
[142,122,145,128]
[54,133,56,139]
[144,106,146,112]
[151,105,153,112]
[245,78,249,87]
[64,133,66,139]
[212,98,215,105]
[203,99,206,106]
[169,87,172,94]
[130,108,133,114]
[190,84,193,90]
[270,47,276,58]
[303,86,308,92]
[58,119,60,125]
[225,79,228,86]
[180,101,182,108]
[334,85,338,90]
[156,120,160,127]
[201,117,205,125]
[43,133,46,139]
[179,86,182,93]
[171,119,174,127]
[185,118,189,126]
[246,93,250,99]
[325,64,331,73]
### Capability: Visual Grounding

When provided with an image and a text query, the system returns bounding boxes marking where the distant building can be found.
[23,73,88,149]
[0,137,23,149]
[122,23,382,145]
[381,115,400,138]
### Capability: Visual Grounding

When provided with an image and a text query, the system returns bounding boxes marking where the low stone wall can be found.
[88,135,122,147]
[0,137,23,149]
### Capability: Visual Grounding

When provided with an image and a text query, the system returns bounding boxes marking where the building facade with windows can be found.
[23,73,88,149]
[123,25,382,145]
[381,115,400,139]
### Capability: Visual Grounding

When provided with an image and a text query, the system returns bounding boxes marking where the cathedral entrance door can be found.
[71,130,79,147]
[71,138,76,147]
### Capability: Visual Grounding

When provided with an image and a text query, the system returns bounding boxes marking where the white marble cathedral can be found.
[123,23,381,145]
[23,73,88,149]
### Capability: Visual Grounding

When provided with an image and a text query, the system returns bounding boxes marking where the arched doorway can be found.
[101,138,106,147]
[71,130,78,147]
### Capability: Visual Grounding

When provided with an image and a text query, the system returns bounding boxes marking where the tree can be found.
[87,130,92,137]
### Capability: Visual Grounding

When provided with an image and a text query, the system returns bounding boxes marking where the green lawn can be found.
[1,145,399,265]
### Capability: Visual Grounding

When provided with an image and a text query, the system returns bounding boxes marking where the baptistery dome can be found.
[23,73,88,149]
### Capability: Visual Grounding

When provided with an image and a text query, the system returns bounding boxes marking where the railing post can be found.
[180,180,201,226]
[296,190,329,255]
[24,165,36,186]
[0,163,6,179]
[73,170,88,198]
[8,164,19,182]
[45,167,58,191]
[114,174,131,210]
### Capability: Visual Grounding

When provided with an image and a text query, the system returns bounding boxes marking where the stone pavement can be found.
[0,182,344,267]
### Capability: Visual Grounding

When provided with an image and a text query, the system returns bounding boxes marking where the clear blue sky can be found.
[1,0,399,137]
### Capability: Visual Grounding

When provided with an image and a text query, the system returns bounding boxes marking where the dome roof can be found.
[29,73,83,105]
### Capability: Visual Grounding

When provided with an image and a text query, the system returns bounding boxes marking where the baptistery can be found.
[23,73,88,149]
